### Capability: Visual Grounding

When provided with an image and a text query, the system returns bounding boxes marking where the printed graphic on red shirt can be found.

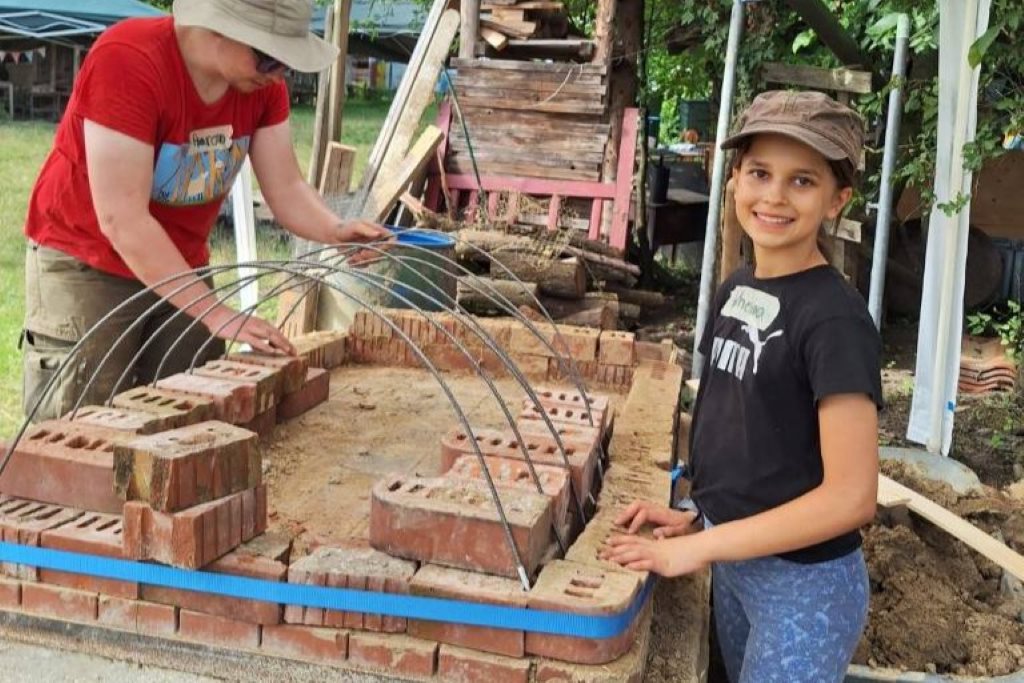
[152,125,250,205]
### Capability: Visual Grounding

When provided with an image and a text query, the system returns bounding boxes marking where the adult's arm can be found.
[84,119,292,354]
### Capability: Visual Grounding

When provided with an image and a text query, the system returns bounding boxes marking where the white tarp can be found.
[907,0,992,454]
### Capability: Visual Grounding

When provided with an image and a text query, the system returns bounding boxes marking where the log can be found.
[490,254,585,299]
[538,293,619,321]
[604,284,667,309]
[505,223,624,258]
[457,276,539,315]
[556,305,617,329]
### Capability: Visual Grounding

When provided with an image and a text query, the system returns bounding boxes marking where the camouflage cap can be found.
[720,90,865,169]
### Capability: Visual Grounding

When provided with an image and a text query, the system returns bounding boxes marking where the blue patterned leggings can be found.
[712,548,869,683]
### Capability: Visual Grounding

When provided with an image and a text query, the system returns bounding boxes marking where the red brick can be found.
[226,351,308,395]
[534,659,644,683]
[141,539,285,625]
[97,595,178,636]
[438,645,531,683]
[509,353,550,378]
[111,386,216,429]
[291,331,348,369]
[447,455,571,531]
[195,359,278,414]
[408,565,526,657]
[520,402,609,441]
[40,512,137,598]
[123,489,253,568]
[261,624,348,663]
[286,545,415,632]
[277,368,330,422]
[155,373,257,424]
[348,632,437,677]
[22,583,97,622]
[525,560,642,664]
[527,386,613,434]
[597,330,636,366]
[369,475,552,579]
[547,358,599,383]
[114,421,259,511]
[66,405,169,435]
[238,405,277,439]
[0,421,128,514]
[634,340,673,363]
[0,498,84,580]
[0,578,21,608]
[178,609,260,650]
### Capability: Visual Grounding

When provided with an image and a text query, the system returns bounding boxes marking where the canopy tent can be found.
[311,1,425,63]
[0,0,162,41]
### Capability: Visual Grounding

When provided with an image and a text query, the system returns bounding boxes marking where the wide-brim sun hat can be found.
[173,0,338,73]
[720,90,865,170]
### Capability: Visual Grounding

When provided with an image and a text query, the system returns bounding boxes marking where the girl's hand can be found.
[600,533,710,577]
[615,500,700,538]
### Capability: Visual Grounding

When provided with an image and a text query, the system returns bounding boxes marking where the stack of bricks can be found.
[344,308,675,390]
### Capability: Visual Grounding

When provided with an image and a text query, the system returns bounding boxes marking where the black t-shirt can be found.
[689,264,883,563]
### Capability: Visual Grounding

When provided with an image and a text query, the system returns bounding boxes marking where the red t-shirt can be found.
[25,17,290,279]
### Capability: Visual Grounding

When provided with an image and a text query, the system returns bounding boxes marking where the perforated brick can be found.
[40,512,136,598]
[597,330,636,367]
[523,387,612,434]
[111,386,216,429]
[508,322,599,361]
[114,421,259,512]
[519,403,607,440]
[285,544,416,631]
[408,564,527,657]
[195,359,278,414]
[0,421,128,514]
[0,497,84,580]
[369,475,552,579]
[155,373,257,424]
[226,351,308,395]
[66,405,169,435]
[447,455,571,532]
[526,560,643,664]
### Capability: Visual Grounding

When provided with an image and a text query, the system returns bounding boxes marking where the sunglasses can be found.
[252,48,285,74]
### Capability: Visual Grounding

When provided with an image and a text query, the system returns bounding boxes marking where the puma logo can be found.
[741,324,783,375]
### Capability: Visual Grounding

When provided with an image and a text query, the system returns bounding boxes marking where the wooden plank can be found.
[609,108,639,250]
[479,26,508,50]
[455,73,607,96]
[761,62,872,94]
[443,172,616,198]
[483,0,562,8]
[304,3,334,187]
[459,109,609,134]
[453,85,605,107]
[447,159,600,182]
[480,18,535,39]
[276,280,319,338]
[489,8,527,22]
[325,0,352,146]
[318,142,357,196]
[504,39,594,59]
[877,475,1024,582]
[457,97,605,115]
[368,125,446,221]
[449,128,608,154]
[455,66,605,86]
[460,0,480,58]
[450,57,606,75]
[447,141,607,165]
[836,217,862,243]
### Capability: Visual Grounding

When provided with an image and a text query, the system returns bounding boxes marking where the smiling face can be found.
[732,133,853,275]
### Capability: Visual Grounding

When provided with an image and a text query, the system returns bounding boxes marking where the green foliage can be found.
[966,299,1024,361]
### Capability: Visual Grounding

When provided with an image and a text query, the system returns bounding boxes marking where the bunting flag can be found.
[0,47,48,63]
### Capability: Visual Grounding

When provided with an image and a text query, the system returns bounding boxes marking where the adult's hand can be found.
[328,220,395,266]
[204,305,295,355]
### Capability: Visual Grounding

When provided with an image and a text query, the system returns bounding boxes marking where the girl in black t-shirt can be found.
[601,91,882,683]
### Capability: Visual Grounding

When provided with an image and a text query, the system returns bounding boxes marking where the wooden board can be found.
[447,158,600,182]
[480,17,535,39]
[761,62,872,94]
[877,475,1024,582]
[318,142,357,196]
[479,26,508,50]
[451,57,606,75]
[367,125,445,221]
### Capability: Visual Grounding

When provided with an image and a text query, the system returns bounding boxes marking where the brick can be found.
[509,322,599,361]
[408,565,526,657]
[524,389,612,435]
[141,536,286,625]
[111,386,216,429]
[238,405,277,439]
[277,367,330,421]
[226,351,308,395]
[178,609,260,650]
[195,359,278,414]
[509,353,550,378]
[439,427,597,511]
[40,512,137,598]
[369,475,552,579]
[291,331,347,369]
[525,560,642,664]
[0,577,21,608]
[261,624,348,663]
[438,645,531,683]
[155,373,257,424]
[634,340,672,363]
[66,405,169,435]
[0,421,128,514]
[563,507,646,578]
[0,497,84,580]
[114,421,259,511]
[597,330,636,366]
[447,455,571,532]
[348,632,437,677]
[123,488,256,568]
[97,595,178,636]
[22,582,97,622]
[547,358,599,383]
[286,545,415,632]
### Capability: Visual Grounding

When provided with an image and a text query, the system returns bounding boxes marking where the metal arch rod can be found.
[1,266,224,478]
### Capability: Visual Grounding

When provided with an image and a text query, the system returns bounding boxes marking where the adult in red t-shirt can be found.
[21,0,391,421]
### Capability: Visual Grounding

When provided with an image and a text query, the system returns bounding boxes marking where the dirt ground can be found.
[640,300,1024,677]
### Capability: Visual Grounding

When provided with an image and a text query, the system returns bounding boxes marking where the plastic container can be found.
[317,227,457,331]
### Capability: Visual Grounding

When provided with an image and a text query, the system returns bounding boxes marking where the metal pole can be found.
[691,0,745,379]
[868,14,910,328]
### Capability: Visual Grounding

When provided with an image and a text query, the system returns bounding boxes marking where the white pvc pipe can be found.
[691,0,745,379]
[231,157,259,314]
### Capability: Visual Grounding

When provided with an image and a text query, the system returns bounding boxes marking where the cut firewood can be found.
[490,253,585,300]
[538,292,618,321]
[604,285,667,309]
[490,8,526,22]
[479,26,509,50]
[877,475,1024,582]
[457,276,539,315]
[555,304,617,329]
[480,18,536,40]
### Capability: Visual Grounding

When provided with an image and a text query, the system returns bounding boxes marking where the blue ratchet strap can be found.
[0,542,654,639]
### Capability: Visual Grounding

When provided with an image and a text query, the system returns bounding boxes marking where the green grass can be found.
[0,96,394,438]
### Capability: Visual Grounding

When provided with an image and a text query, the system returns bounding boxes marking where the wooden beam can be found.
[877,475,1024,582]
[367,125,445,221]
[782,0,878,76]
[318,142,357,196]
[761,62,872,94]
[479,26,509,51]
[305,3,334,187]
[460,0,480,59]
[325,0,352,146]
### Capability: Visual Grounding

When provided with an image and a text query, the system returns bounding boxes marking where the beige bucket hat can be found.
[173,0,338,73]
